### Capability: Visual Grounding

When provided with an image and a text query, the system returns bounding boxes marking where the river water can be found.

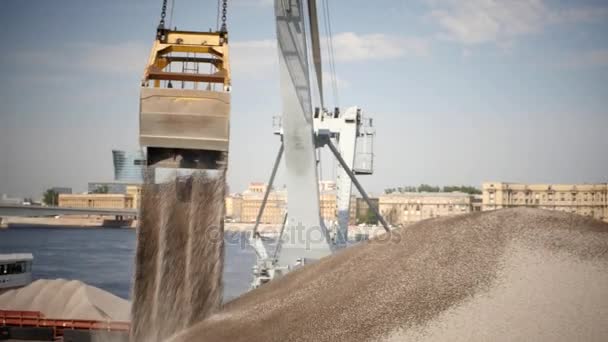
[0,226,256,301]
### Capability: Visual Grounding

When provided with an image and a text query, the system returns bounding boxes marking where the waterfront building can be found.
[112,150,145,183]
[482,182,608,222]
[234,182,359,225]
[319,181,337,192]
[472,195,483,212]
[319,191,337,222]
[240,189,287,224]
[58,194,134,209]
[0,194,23,205]
[247,182,268,194]
[126,185,142,209]
[87,182,139,194]
[379,192,474,227]
[225,194,242,221]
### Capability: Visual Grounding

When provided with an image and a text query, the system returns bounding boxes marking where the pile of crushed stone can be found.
[0,279,130,321]
[168,208,608,342]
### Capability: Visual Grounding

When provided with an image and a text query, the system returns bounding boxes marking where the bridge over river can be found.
[0,205,137,227]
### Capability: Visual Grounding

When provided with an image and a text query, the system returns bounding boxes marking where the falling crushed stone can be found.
[131,171,225,342]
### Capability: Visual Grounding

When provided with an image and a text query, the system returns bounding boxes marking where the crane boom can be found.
[274,0,333,267]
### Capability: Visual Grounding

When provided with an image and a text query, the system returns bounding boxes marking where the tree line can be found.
[384,184,481,195]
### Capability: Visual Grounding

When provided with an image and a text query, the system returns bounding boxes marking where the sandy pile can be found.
[0,278,130,321]
[167,208,608,342]
[131,172,225,342]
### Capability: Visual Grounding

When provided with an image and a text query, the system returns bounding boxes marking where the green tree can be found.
[92,185,110,194]
[43,189,59,206]
[442,185,482,194]
[418,184,440,192]
[365,208,378,225]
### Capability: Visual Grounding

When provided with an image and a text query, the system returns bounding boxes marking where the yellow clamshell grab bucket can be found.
[139,27,231,182]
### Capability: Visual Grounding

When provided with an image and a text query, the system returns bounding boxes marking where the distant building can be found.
[126,185,142,209]
[319,181,336,192]
[58,193,134,209]
[88,182,138,194]
[247,182,268,194]
[319,191,337,222]
[240,189,287,224]
[472,195,483,212]
[482,182,608,222]
[225,194,242,221]
[234,182,361,225]
[379,192,474,227]
[112,150,145,183]
[0,194,22,205]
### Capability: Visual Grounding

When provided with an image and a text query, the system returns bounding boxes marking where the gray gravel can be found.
[167,208,608,342]
[0,278,130,321]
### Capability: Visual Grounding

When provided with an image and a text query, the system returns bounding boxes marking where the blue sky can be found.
[1,0,607,198]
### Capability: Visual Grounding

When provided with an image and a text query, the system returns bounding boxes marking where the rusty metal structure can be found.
[0,310,129,341]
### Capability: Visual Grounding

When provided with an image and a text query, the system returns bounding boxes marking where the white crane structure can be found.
[249,0,389,288]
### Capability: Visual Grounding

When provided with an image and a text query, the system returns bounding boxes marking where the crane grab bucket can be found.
[139,29,231,181]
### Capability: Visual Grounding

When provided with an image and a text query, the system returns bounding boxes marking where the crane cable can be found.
[216,0,221,30]
[220,0,228,32]
[158,0,168,29]
[168,0,175,30]
[321,0,339,108]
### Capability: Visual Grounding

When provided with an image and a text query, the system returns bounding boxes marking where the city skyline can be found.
[1,0,608,198]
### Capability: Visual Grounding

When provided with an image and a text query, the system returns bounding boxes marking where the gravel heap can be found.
[168,208,608,342]
[0,278,130,321]
[131,172,225,342]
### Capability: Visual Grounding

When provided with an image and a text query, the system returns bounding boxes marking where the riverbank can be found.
[0,217,387,236]
[0,216,136,228]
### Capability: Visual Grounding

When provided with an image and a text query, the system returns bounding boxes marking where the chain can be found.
[159,0,168,28]
[220,0,228,32]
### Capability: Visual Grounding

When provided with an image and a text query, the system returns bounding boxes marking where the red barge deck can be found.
[0,310,129,341]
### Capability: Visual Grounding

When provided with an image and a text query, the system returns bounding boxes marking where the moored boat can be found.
[0,253,33,293]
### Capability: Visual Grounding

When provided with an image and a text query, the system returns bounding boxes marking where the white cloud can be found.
[331,32,429,62]
[428,0,548,45]
[426,0,608,46]
[231,0,273,7]
[322,70,350,89]
[229,32,428,79]
[550,6,608,24]
[559,49,608,69]
[10,41,148,75]
[77,42,149,74]
[583,49,608,67]
[230,39,278,78]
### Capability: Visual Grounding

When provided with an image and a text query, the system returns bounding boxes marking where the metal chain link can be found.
[220,0,228,32]
[159,0,168,28]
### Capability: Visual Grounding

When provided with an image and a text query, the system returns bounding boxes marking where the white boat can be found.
[0,253,33,292]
